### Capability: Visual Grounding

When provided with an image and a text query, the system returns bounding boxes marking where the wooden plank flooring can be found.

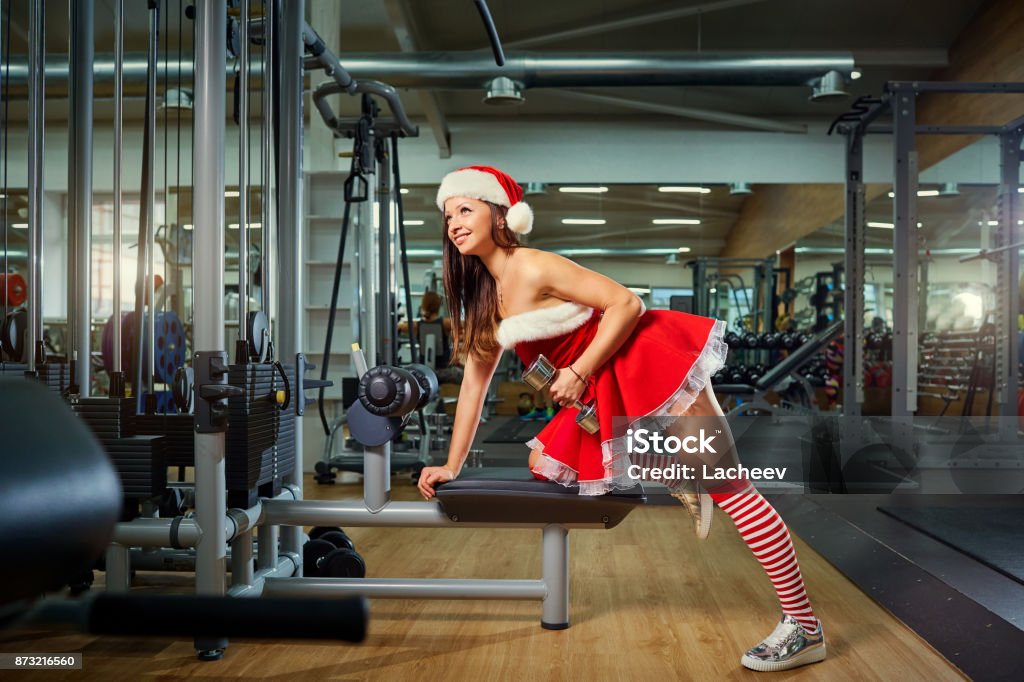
[0,475,965,680]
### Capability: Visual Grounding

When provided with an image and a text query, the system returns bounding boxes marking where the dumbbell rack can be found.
[918,330,996,417]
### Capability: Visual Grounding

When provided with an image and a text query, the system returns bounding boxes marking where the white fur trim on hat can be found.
[506,201,533,234]
[436,168,510,210]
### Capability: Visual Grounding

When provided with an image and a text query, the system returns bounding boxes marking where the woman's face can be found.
[444,196,496,256]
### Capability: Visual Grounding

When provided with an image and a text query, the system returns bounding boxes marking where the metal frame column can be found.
[277,0,305,563]
[843,129,866,417]
[26,0,45,371]
[890,85,919,418]
[996,125,1022,431]
[192,0,228,655]
[376,142,394,366]
[69,0,94,395]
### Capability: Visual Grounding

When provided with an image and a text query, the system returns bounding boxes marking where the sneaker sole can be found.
[696,489,713,540]
[740,643,826,672]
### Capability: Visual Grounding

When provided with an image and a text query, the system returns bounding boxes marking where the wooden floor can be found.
[1,475,965,680]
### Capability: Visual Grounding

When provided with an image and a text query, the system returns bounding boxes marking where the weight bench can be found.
[262,465,646,629]
[717,320,844,417]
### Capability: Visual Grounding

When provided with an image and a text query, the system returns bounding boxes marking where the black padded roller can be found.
[85,594,368,642]
[358,365,421,417]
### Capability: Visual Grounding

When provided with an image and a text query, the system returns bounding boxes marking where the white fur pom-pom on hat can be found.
[505,201,533,235]
[436,165,534,235]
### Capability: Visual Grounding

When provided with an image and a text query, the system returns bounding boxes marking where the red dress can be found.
[496,301,727,496]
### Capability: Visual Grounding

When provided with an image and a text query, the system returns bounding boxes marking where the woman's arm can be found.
[528,250,644,405]
[417,346,502,499]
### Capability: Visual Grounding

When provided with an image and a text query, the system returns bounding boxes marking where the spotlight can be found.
[809,70,849,102]
[483,77,525,105]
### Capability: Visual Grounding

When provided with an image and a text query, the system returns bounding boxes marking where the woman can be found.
[397,290,462,384]
[417,165,826,672]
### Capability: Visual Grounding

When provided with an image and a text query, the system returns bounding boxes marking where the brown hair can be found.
[442,201,521,361]
[420,290,442,317]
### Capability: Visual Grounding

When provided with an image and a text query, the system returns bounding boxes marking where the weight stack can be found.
[70,397,137,440]
[136,413,195,467]
[35,362,71,395]
[226,363,279,508]
[104,435,168,500]
[271,363,297,496]
[70,397,166,510]
[0,362,28,376]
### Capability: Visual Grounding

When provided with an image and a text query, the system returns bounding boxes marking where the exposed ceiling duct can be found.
[1,51,855,97]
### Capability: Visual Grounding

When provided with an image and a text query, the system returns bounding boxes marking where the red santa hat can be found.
[435,165,534,235]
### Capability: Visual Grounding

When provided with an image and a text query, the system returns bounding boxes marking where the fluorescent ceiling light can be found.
[400,188,409,194]
[407,248,443,257]
[652,218,701,225]
[228,222,262,230]
[183,224,193,230]
[850,69,862,80]
[561,218,606,225]
[887,189,940,198]
[677,247,691,253]
[658,186,710,194]
[867,221,922,229]
[403,220,424,226]
[12,222,27,229]
[225,190,240,197]
[559,186,608,193]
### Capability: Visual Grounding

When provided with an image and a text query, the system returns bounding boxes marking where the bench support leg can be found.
[541,524,569,629]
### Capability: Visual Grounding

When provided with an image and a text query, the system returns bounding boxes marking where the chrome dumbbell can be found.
[521,354,599,434]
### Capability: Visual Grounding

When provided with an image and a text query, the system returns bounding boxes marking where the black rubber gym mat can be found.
[483,417,547,443]
[878,505,1024,585]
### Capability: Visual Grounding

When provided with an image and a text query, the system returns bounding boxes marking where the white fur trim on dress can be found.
[436,168,511,210]
[496,302,593,349]
[506,201,533,234]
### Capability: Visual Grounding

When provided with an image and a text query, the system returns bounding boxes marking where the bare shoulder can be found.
[515,248,571,278]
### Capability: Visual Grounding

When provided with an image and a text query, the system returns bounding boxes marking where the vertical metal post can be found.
[358,141,379,367]
[104,544,131,593]
[69,0,94,395]
[377,144,394,365]
[237,0,250,353]
[541,524,569,629]
[112,0,123,377]
[996,128,1022,432]
[257,523,279,571]
[843,129,865,417]
[193,0,228,655]
[26,0,46,371]
[278,0,305,563]
[230,532,254,588]
[261,0,274,328]
[891,86,918,418]
[145,5,157,397]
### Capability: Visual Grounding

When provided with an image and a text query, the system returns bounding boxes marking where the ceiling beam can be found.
[721,0,1024,258]
[502,0,769,49]
[382,0,451,159]
[554,89,807,134]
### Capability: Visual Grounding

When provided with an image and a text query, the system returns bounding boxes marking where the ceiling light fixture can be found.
[12,223,27,229]
[524,182,548,196]
[939,183,960,197]
[559,186,608,193]
[657,186,710,194]
[561,218,606,225]
[400,188,409,194]
[225,190,240,198]
[850,69,863,80]
[729,182,753,195]
[809,70,849,102]
[483,76,525,105]
[403,220,424,226]
[652,218,701,225]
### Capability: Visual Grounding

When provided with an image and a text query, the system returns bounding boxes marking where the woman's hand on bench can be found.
[418,465,457,500]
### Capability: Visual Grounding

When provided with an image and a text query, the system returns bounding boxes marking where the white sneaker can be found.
[670,487,713,539]
[740,614,826,672]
